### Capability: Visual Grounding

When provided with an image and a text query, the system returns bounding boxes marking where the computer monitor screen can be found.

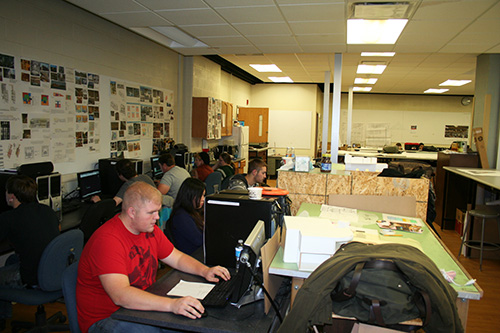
[150,156,162,179]
[36,176,49,201]
[50,174,61,197]
[77,170,101,200]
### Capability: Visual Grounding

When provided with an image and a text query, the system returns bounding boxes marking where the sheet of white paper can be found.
[319,204,358,222]
[166,280,215,299]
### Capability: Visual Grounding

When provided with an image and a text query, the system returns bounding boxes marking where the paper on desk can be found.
[166,280,215,299]
[319,204,358,222]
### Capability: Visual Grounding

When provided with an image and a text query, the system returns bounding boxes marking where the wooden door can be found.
[238,107,269,144]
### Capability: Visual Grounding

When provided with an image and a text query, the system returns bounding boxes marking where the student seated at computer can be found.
[0,175,60,325]
[157,153,190,208]
[91,159,155,206]
[212,152,235,182]
[228,158,267,190]
[76,182,230,332]
[190,152,213,182]
[165,178,205,255]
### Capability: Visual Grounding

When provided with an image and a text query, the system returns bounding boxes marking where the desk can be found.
[112,268,290,332]
[269,203,482,328]
[338,150,437,162]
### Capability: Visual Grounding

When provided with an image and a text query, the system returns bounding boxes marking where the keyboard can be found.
[62,201,81,214]
[201,278,237,307]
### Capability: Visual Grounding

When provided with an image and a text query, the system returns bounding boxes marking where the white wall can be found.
[250,84,319,157]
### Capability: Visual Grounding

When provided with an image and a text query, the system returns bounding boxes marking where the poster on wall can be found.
[109,78,174,158]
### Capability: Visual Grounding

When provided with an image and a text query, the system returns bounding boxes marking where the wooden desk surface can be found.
[270,203,482,301]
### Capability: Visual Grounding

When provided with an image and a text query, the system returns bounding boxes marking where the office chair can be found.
[221,175,231,190]
[204,172,222,195]
[61,262,81,333]
[0,229,84,332]
[79,198,116,243]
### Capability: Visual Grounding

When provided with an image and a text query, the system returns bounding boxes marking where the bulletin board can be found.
[268,110,312,149]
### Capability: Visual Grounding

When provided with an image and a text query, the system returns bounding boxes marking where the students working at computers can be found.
[228,158,267,190]
[76,182,230,333]
[165,178,205,255]
[212,152,235,182]
[157,153,190,207]
[0,175,60,326]
[191,152,213,182]
[92,159,155,206]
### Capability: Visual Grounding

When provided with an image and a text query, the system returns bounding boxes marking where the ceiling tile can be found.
[232,22,291,36]
[289,21,345,35]
[156,9,225,25]
[206,0,275,7]
[279,3,345,21]
[101,12,170,27]
[136,0,208,10]
[214,6,283,24]
[198,36,252,46]
[65,0,144,14]
[246,35,297,45]
[180,24,240,37]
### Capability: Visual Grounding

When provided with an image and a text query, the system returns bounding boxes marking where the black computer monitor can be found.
[150,156,162,179]
[77,170,101,200]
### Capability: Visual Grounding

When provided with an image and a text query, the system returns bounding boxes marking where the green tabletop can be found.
[270,202,481,300]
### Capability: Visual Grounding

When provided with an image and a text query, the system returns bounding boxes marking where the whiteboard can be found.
[268,110,312,149]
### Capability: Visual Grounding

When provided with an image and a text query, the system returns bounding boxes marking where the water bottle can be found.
[235,239,244,271]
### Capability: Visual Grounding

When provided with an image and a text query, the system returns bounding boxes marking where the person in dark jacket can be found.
[165,178,205,255]
[0,175,60,322]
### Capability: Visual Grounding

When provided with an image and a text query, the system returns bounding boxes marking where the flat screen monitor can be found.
[150,156,162,179]
[77,170,101,200]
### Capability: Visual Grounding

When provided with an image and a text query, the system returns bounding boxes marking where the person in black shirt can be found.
[0,175,60,322]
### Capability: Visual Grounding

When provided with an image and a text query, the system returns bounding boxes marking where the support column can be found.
[347,86,353,146]
[322,71,331,155]
[473,54,500,169]
[330,54,342,162]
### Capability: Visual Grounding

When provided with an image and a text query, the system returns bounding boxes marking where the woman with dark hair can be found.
[191,152,213,182]
[213,152,235,181]
[165,178,205,255]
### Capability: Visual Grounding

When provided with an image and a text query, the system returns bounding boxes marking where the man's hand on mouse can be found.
[171,296,205,319]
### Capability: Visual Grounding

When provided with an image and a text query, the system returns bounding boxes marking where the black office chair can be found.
[204,172,222,195]
[61,262,81,333]
[79,198,117,243]
[0,229,84,332]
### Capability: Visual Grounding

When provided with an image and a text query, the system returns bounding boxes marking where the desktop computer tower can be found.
[204,193,283,268]
[99,158,143,196]
[49,173,62,221]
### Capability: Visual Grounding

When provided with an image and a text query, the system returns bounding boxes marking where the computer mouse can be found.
[194,307,208,318]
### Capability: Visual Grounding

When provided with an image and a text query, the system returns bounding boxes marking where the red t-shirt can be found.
[76,214,174,332]
[196,164,213,182]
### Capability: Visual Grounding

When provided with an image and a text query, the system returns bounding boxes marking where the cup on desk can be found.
[248,187,263,200]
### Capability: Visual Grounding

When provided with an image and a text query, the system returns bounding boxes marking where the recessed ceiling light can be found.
[353,87,372,92]
[361,52,395,57]
[347,19,407,44]
[439,80,472,87]
[249,64,282,72]
[357,64,386,74]
[269,76,293,83]
[354,78,378,84]
[149,26,206,48]
[424,88,449,94]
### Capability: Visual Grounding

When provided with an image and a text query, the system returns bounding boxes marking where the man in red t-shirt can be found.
[76,181,230,332]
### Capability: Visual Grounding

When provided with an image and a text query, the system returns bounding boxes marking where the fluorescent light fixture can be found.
[150,26,207,48]
[357,64,386,74]
[249,64,282,72]
[439,80,471,87]
[269,76,293,83]
[354,78,378,84]
[361,52,395,57]
[353,87,372,92]
[424,88,449,94]
[348,19,407,44]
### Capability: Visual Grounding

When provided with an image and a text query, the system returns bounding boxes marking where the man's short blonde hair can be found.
[122,181,161,211]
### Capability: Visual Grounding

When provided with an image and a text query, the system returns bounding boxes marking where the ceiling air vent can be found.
[348,1,422,19]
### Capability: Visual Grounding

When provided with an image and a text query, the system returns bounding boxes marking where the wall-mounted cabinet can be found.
[221,102,233,137]
[192,97,222,139]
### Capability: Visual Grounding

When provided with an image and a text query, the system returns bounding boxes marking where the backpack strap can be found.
[331,262,365,301]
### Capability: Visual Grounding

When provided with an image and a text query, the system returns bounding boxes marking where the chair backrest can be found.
[221,174,231,190]
[79,199,116,243]
[62,262,81,333]
[38,229,84,292]
[204,172,222,195]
